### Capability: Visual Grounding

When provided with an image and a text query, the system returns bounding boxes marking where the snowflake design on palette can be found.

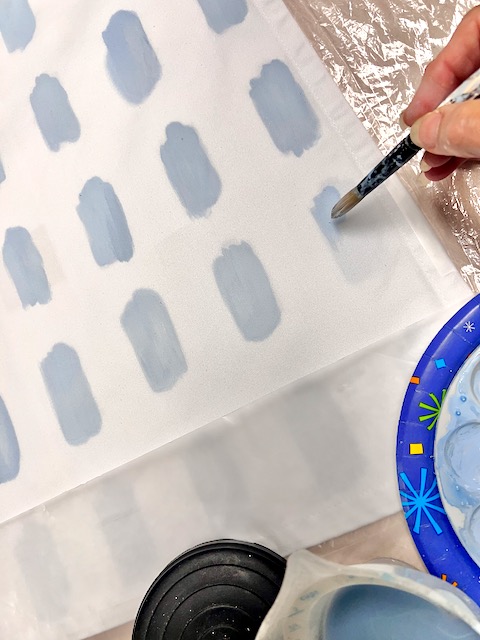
[464,321,475,333]
[419,389,446,431]
[400,468,446,534]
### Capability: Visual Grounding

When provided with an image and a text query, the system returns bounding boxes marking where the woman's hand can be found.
[402,7,480,181]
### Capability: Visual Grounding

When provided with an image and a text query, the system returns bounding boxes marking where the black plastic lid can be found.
[133,539,286,640]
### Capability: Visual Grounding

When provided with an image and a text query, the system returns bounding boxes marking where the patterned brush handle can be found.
[357,135,420,198]
[358,66,480,199]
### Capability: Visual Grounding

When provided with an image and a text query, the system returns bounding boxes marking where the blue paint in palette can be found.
[197,0,248,34]
[30,75,80,151]
[103,10,161,104]
[3,227,51,308]
[250,59,319,157]
[0,159,5,184]
[0,396,20,483]
[0,0,35,52]
[41,344,102,445]
[77,177,134,266]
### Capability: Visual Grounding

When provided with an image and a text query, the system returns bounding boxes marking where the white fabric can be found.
[0,0,468,524]
[0,0,471,636]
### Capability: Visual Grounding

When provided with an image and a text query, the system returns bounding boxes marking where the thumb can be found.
[410,101,480,158]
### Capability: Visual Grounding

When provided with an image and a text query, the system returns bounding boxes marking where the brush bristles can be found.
[331,188,362,219]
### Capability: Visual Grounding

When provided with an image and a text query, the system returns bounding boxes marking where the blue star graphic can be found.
[400,468,445,535]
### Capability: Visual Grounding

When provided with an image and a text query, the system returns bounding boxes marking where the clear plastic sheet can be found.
[284,0,480,291]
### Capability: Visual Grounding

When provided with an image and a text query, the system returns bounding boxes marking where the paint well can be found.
[102,10,161,104]
[197,0,248,34]
[3,227,51,308]
[0,159,5,184]
[160,122,221,217]
[0,395,20,483]
[250,59,319,157]
[121,289,187,392]
[15,522,70,620]
[0,0,35,52]
[30,75,80,151]
[213,242,280,341]
[77,177,134,266]
[41,344,102,445]
[324,585,478,640]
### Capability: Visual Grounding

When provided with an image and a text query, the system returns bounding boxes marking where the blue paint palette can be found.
[397,295,480,600]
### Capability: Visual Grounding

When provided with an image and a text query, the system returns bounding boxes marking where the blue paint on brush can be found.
[30,75,80,151]
[197,0,248,34]
[0,159,5,184]
[213,242,281,341]
[0,0,36,52]
[250,59,319,157]
[77,177,134,266]
[0,396,20,483]
[121,289,187,392]
[102,10,161,104]
[3,227,51,308]
[41,344,102,445]
[160,122,221,218]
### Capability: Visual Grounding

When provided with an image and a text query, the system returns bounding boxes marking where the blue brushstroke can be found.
[311,185,341,247]
[197,0,248,34]
[41,344,102,445]
[213,242,281,341]
[77,177,134,266]
[3,227,51,308]
[0,0,35,52]
[121,289,187,392]
[30,74,80,151]
[250,59,319,157]
[0,159,5,184]
[160,122,221,217]
[0,395,20,483]
[102,10,161,104]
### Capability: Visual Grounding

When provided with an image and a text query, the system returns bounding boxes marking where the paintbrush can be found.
[331,67,480,219]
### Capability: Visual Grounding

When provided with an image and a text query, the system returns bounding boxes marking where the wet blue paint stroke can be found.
[3,227,51,308]
[30,75,80,151]
[250,59,319,157]
[0,159,5,184]
[213,242,281,341]
[311,186,341,247]
[0,0,35,52]
[0,395,20,483]
[160,122,221,218]
[197,0,248,34]
[77,177,134,266]
[102,10,161,104]
[121,289,187,392]
[41,344,102,446]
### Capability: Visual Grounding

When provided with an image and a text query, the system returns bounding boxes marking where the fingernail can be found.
[420,158,430,173]
[399,111,408,131]
[417,171,430,186]
[410,110,442,149]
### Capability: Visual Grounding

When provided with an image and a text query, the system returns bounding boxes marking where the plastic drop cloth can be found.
[284,0,480,291]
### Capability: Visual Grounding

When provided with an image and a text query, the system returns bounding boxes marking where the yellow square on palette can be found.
[409,443,424,455]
